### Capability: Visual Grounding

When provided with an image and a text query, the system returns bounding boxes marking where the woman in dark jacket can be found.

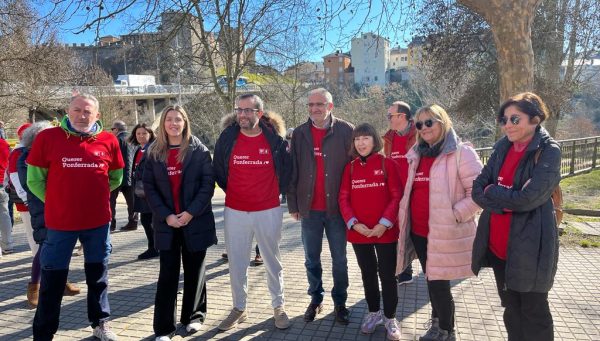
[128,123,158,260]
[471,92,561,341]
[143,105,217,340]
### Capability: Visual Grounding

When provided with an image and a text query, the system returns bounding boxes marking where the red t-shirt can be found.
[489,146,527,260]
[8,148,27,212]
[340,154,401,244]
[167,148,183,214]
[0,138,9,184]
[389,133,410,184]
[225,132,280,211]
[310,125,327,211]
[410,156,436,238]
[26,127,124,231]
[134,148,144,168]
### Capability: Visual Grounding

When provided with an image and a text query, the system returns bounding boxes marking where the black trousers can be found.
[352,242,398,318]
[110,185,137,227]
[140,212,154,250]
[153,230,207,337]
[487,249,554,341]
[411,233,455,332]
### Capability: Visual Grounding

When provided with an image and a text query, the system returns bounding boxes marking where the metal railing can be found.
[475,136,600,178]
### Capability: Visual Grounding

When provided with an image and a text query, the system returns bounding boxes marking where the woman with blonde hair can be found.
[396,105,482,341]
[143,105,217,340]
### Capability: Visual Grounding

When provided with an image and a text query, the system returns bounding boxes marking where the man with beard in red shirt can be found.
[382,101,417,285]
[213,94,291,331]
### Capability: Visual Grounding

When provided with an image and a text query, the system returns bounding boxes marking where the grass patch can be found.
[563,213,600,223]
[560,221,600,247]
[561,170,600,210]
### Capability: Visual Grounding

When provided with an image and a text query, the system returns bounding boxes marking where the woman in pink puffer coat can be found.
[395,104,482,341]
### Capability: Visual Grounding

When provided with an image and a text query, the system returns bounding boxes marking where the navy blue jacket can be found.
[142,136,217,252]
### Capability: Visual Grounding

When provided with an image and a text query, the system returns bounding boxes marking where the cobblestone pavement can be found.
[1,191,599,340]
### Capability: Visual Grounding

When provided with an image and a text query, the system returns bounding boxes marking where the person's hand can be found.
[352,223,371,237]
[177,211,193,226]
[367,224,387,238]
[291,212,301,221]
[166,214,182,228]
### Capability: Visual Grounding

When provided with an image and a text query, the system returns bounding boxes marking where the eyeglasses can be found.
[386,113,405,120]
[235,107,258,115]
[498,115,521,126]
[415,119,440,130]
[307,102,327,108]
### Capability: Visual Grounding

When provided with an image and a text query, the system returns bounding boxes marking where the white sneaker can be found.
[155,336,171,341]
[274,306,290,329]
[186,321,202,333]
[385,317,401,340]
[361,310,383,334]
[93,321,118,341]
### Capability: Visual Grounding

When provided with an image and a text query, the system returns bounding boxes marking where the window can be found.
[325,68,330,74]
[374,76,378,81]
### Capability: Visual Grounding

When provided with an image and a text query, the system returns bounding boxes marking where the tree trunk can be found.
[458,0,542,103]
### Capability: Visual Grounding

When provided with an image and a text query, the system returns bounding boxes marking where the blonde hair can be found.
[415,104,453,146]
[149,105,191,163]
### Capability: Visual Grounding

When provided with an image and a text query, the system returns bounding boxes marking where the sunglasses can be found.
[415,119,439,130]
[498,115,521,126]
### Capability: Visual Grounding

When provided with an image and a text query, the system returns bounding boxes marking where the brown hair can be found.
[350,123,383,157]
[497,92,550,124]
[127,123,155,145]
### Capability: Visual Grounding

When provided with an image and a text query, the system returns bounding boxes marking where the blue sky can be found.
[44,0,414,62]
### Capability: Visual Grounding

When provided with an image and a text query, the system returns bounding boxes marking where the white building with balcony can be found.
[351,33,390,86]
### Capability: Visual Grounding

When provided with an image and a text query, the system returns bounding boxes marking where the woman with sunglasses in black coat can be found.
[471,92,561,341]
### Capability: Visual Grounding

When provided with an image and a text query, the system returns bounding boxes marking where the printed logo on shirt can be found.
[61,157,104,169]
[314,147,322,157]
[389,151,406,160]
[258,148,269,155]
[374,169,384,176]
[93,151,107,157]
[232,154,269,165]
[497,176,512,189]
[414,171,429,182]
[167,166,182,176]
[351,178,385,189]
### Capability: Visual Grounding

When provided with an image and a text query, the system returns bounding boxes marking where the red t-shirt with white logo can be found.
[167,148,183,214]
[389,133,410,184]
[26,127,124,231]
[489,146,526,260]
[8,148,27,212]
[410,156,436,238]
[310,125,327,211]
[225,132,280,211]
[134,148,144,168]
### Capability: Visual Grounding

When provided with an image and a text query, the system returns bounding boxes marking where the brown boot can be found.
[64,282,81,296]
[27,282,40,308]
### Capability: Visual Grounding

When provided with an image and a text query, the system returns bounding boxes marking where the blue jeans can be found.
[34,224,112,339]
[301,211,348,306]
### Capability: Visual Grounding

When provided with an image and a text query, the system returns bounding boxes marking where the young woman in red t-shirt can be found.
[338,123,403,340]
[143,106,217,340]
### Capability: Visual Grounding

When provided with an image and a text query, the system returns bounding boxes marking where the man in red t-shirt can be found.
[382,101,417,285]
[287,88,354,325]
[213,94,292,331]
[27,94,123,341]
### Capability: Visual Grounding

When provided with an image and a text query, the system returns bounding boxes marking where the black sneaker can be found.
[138,249,159,260]
[303,303,323,322]
[397,272,414,285]
[334,305,350,325]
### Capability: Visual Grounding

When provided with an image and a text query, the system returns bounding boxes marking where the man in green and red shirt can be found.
[382,101,417,285]
[27,94,123,341]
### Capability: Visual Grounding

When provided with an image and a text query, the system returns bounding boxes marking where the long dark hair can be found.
[127,123,156,146]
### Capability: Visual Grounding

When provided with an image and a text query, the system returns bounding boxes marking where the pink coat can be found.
[396,131,483,280]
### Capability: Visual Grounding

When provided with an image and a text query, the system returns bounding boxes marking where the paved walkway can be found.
[1,191,599,340]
